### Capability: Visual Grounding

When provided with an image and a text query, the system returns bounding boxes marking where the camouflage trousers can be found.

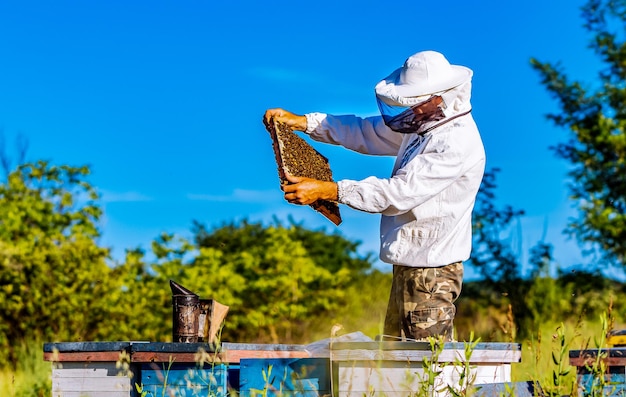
[383,262,463,342]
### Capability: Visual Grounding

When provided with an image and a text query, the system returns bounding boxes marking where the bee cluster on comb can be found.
[266,119,342,226]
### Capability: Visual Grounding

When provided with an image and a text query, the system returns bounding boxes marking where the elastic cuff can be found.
[305,112,325,134]
[336,180,351,204]
[337,181,344,202]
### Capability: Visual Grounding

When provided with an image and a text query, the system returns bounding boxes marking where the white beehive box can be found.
[51,362,135,397]
[331,341,522,397]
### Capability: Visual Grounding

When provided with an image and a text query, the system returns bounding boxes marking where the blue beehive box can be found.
[576,366,626,396]
[139,362,230,397]
[472,381,540,396]
[570,347,626,396]
[239,357,330,397]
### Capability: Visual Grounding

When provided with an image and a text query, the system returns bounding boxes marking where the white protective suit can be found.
[304,81,486,268]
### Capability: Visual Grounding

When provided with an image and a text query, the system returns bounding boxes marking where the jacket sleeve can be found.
[305,112,403,156]
[337,136,469,216]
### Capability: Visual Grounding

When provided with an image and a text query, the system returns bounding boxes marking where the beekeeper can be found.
[263,50,486,341]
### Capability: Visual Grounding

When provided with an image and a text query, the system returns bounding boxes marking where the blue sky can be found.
[0,0,606,278]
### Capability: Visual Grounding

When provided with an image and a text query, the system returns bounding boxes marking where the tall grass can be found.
[0,339,51,397]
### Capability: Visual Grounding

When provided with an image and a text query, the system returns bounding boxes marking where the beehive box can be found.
[45,342,137,397]
[267,119,342,226]
[331,341,522,397]
[140,362,229,397]
[239,357,330,397]
[52,362,136,397]
[46,341,530,397]
[570,347,626,396]
[45,341,311,397]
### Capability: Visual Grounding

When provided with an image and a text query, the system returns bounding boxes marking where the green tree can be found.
[0,161,111,365]
[105,219,375,344]
[470,169,526,285]
[468,169,532,337]
[530,0,626,268]
[102,246,172,342]
[192,219,374,343]
[467,169,577,338]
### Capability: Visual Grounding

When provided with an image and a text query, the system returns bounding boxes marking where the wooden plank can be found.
[570,348,626,367]
[44,341,137,362]
[131,342,218,354]
[222,349,311,363]
[127,342,306,353]
[221,342,307,351]
[131,352,201,363]
[52,392,130,397]
[44,341,132,353]
[331,341,520,351]
[52,376,132,390]
[45,351,126,362]
[331,348,521,363]
[51,362,121,377]
[131,349,310,363]
[569,347,626,358]
[45,341,307,354]
[570,356,626,367]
